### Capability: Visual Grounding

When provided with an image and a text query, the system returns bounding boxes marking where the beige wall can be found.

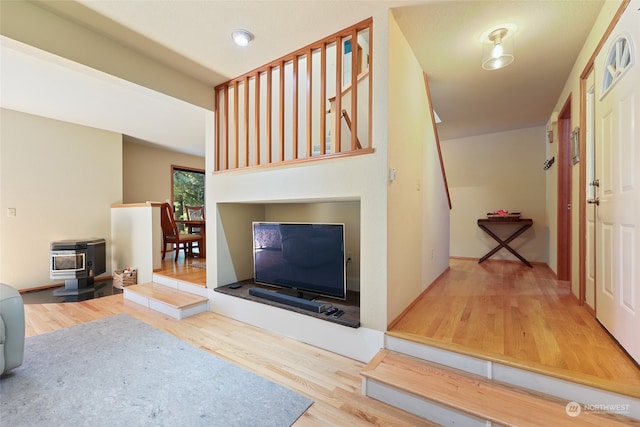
[442,126,547,263]
[122,138,205,204]
[547,0,623,296]
[265,202,361,291]
[0,108,122,290]
[387,14,450,323]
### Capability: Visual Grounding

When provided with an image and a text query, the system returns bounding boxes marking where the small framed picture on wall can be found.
[571,127,580,165]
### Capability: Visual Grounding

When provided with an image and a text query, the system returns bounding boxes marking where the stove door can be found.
[50,251,85,279]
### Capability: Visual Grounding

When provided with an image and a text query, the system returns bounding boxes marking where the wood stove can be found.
[50,238,106,300]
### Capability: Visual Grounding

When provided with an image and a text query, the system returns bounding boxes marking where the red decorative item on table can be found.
[486,210,521,221]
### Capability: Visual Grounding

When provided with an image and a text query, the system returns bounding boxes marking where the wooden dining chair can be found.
[160,203,202,262]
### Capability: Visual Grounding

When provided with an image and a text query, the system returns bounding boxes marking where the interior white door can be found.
[585,70,596,310]
[594,1,640,364]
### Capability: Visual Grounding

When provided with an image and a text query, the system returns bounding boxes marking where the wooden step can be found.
[123,282,209,319]
[387,331,640,402]
[152,272,208,298]
[362,350,638,426]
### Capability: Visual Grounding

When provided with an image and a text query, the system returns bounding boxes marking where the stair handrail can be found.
[423,72,452,210]
[341,109,363,150]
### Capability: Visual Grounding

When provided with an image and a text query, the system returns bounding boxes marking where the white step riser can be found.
[151,273,208,297]
[363,379,488,427]
[383,335,640,420]
[123,287,208,319]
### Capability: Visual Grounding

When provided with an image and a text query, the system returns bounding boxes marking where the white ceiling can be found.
[1,0,606,155]
[394,0,605,140]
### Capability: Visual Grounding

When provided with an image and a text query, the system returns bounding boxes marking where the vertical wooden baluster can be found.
[255,73,261,166]
[368,23,373,150]
[233,80,239,169]
[214,87,220,171]
[244,76,250,167]
[320,44,327,155]
[350,29,358,151]
[224,85,229,171]
[306,48,313,158]
[266,66,272,164]
[292,56,299,160]
[335,36,343,153]
[279,60,285,162]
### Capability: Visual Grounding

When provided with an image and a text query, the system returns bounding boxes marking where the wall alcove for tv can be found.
[214,200,361,326]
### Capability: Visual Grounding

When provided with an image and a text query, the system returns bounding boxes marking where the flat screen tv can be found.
[253,222,346,300]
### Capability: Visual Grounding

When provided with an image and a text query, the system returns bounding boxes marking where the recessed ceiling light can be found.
[231,29,254,47]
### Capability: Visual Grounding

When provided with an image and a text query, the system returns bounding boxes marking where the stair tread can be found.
[387,330,640,399]
[362,350,636,427]
[125,282,208,309]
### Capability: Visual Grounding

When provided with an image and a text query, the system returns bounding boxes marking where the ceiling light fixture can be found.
[482,27,514,71]
[231,29,254,47]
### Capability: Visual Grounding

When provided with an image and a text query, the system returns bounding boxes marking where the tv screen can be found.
[253,222,346,300]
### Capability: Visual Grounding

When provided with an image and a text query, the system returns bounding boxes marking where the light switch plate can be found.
[7,208,16,217]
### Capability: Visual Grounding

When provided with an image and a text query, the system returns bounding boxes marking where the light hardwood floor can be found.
[22,257,435,427]
[23,256,640,425]
[390,258,640,397]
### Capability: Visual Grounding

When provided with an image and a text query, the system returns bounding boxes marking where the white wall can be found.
[209,155,388,331]
[442,126,547,263]
[387,15,451,324]
[0,108,122,290]
[208,10,390,333]
[0,0,213,110]
[208,11,451,337]
[110,203,162,284]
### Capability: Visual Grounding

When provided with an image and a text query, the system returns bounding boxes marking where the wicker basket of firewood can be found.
[113,268,137,289]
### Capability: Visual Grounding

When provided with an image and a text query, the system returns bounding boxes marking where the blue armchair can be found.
[0,283,25,375]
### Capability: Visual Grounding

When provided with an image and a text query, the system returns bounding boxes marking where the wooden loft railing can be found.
[214,18,373,172]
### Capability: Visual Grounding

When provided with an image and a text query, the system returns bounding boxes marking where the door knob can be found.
[589,179,600,187]
[587,198,600,206]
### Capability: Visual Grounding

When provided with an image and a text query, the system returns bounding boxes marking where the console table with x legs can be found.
[477,218,533,267]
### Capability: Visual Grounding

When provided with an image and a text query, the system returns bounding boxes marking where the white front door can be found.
[594,1,640,364]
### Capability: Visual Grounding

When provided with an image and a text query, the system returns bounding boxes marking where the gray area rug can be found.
[1,314,312,426]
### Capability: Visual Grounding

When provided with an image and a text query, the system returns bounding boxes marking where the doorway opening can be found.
[557,97,572,281]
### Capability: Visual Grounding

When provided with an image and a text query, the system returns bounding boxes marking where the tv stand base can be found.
[248,287,329,313]
[216,281,360,328]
